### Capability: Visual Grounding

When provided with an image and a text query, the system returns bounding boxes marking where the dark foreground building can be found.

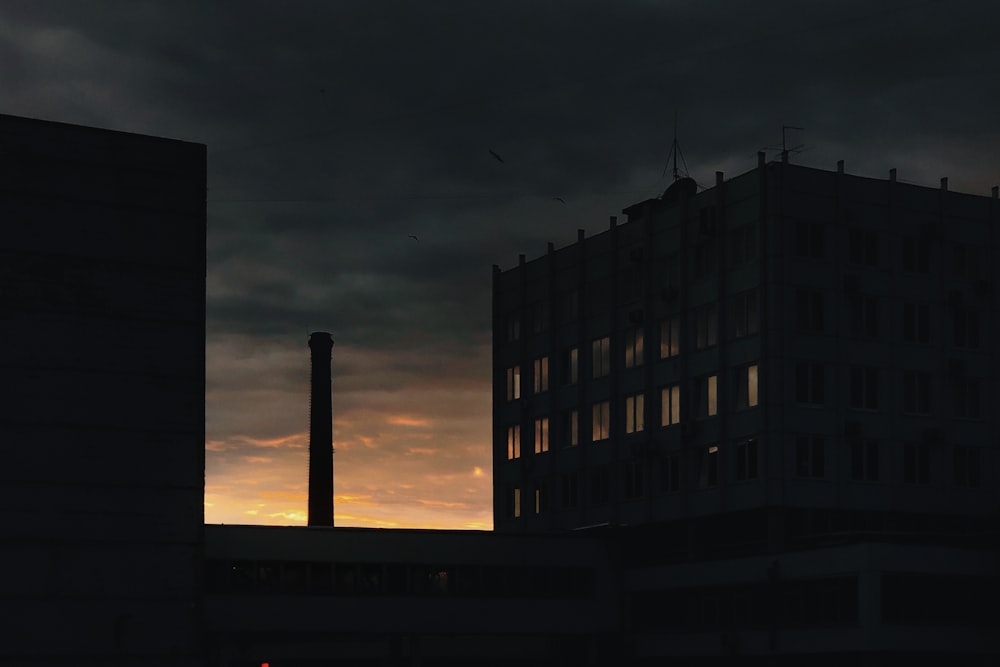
[0,115,206,664]
[3,113,997,665]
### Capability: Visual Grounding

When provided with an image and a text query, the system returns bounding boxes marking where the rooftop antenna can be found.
[781,125,805,162]
[662,111,690,181]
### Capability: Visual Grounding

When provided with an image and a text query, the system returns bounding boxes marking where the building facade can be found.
[493,155,999,539]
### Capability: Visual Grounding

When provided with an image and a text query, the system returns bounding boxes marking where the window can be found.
[512,487,521,518]
[660,317,680,359]
[850,439,879,481]
[695,375,718,419]
[698,445,720,488]
[531,301,549,335]
[732,289,759,338]
[953,307,980,349]
[534,484,546,514]
[695,303,718,349]
[532,356,549,394]
[624,460,644,499]
[734,363,759,410]
[795,362,824,405]
[564,347,579,384]
[903,443,929,484]
[736,438,758,481]
[506,315,520,342]
[850,366,879,410]
[693,238,718,280]
[661,453,680,493]
[534,417,549,453]
[903,303,930,343]
[560,472,579,508]
[795,435,825,478]
[625,393,645,433]
[560,290,579,325]
[730,222,757,267]
[565,410,579,447]
[505,365,521,401]
[590,465,609,504]
[592,401,610,441]
[506,425,521,459]
[849,228,878,266]
[954,447,982,487]
[592,336,611,378]
[795,289,824,333]
[795,221,824,259]
[903,371,931,415]
[661,385,681,426]
[624,326,644,368]
[620,265,643,302]
[849,293,878,338]
[953,376,982,419]
[902,237,929,273]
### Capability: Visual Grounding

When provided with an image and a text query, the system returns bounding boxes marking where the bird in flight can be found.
[489,149,505,164]
[553,197,566,204]
[408,234,420,242]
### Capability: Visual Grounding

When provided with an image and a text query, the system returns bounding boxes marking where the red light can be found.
[262,663,269,667]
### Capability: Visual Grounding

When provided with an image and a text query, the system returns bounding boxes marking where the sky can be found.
[3,0,998,530]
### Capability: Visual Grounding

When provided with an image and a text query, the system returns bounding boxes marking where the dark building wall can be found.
[0,114,206,665]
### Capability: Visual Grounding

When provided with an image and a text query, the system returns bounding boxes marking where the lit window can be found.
[534,484,546,514]
[565,347,579,384]
[698,375,717,418]
[534,417,549,453]
[735,363,759,410]
[533,356,549,394]
[624,326,644,368]
[506,425,520,460]
[660,316,680,359]
[506,365,521,401]
[513,487,521,518]
[592,401,610,441]
[592,337,611,378]
[566,410,578,446]
[625,393,644,433]
[661,385,680,426]
[695,303,718,349]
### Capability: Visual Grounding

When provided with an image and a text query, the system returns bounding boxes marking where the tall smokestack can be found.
[307,332,334,527]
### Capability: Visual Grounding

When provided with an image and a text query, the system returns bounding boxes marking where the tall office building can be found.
[493,154,998,543]
[0,114,206,665]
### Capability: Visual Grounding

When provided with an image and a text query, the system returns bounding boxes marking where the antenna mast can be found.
[781,125,805,162]
[663,111,689,182]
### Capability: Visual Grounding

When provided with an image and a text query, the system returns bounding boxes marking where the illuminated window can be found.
[592,401,610,441]
[533,356,549,394]
[698,375,717,418]
[506,365,521,401]
[660,316,680,359]
[506,425,520,459]
[736,438,758,481]
[660,385,680,426]
[534,482,547,514]
[534,417,549,453]
[592,337,611,378]
[625,393,644,433]
[695,303,718,349]
[624,326,644,368]
[735,363,759,410]
[732,289,759,338]
[565,346,579,384]
[566,410,578,446]
[513,487,521,518]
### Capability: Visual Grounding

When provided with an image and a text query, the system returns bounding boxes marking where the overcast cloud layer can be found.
[3,0,998,528]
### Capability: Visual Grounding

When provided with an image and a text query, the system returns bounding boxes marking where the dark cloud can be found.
[4,0,998,526]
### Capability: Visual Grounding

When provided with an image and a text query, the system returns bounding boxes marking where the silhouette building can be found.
[307,331,335,527]
[0,114,206,665]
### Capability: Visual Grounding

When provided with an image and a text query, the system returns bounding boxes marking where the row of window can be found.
[508,440,983,518]
[505,365,758,458]
[795,363,983,418]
